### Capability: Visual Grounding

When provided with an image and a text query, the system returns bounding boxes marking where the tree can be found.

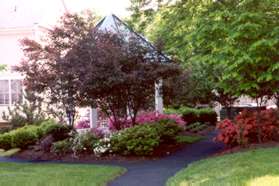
[164,61,216,107]
[127,0,173,33]
[68,32,180,129]
[188,0,279,141]
[18,13,180,129]
[17,13,97,126]
[145,0,211,62]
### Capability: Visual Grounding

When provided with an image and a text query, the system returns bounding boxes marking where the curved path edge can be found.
[0,131,224,186]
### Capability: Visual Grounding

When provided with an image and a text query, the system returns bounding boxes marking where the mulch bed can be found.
[13,141,188,162]
[13,126,214,162]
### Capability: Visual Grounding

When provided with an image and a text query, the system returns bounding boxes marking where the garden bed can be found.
[13,133,202,162]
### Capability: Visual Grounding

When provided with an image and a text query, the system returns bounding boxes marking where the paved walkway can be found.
[108,131,224,186]
[0,131,224,186]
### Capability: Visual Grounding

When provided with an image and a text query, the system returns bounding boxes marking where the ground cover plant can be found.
[167,147,279,186]
[0,162,125,186]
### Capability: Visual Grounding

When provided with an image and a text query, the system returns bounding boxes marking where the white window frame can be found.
[0,72,24,107]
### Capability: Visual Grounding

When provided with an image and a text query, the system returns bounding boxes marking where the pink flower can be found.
[75,120,90,129]
[109,112,186,130]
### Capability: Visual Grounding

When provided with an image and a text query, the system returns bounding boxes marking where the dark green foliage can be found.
[40,120,72,141]
[152,119,183,142]
[0,134,12,150]
[166,107,217,125]
[51,139,72,155]
[111,124,160,156]
[111,120,183,156]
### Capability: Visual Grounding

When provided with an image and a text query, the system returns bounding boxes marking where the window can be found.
[0,80,9,105]
[0,80,23,105]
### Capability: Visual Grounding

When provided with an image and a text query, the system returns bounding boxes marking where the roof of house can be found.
[94,14,171,63]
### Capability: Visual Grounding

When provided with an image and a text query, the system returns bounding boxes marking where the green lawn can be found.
[0,162,126,186]
[167,147,279,186]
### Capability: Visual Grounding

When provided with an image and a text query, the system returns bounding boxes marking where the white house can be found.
[0,0,67,122]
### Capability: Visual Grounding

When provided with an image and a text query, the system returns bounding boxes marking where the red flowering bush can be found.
[215,119,238,147]
[216,109,279,147]
[109,112,186,130]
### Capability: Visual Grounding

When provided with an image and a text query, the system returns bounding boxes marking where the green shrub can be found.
[198,108,217,125]
[111,124,160,156]
[152,119,183,142]
[0,133,12,150]
[40,120,72,140]
[11,126,39,149]
[51,139,72,155]
[72,132,98,154]
[175,135,203,144]
[165,106,217,125]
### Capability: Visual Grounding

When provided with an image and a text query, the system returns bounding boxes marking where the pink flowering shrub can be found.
[75,120,90,129]
[109,112,186,130]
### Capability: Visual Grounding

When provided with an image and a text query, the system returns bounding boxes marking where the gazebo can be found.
[88,14,171,128]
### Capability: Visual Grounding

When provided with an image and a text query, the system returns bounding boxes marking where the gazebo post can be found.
[155,79,163,114]
[89,107,98,128]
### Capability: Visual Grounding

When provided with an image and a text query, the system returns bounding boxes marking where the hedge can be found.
[0,120,71,150]
[165,106,217,125]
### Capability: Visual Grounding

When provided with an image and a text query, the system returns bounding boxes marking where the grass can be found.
[0,162,126,186]
[0,148,20,157]
[175,135,204,144]
[167,147,279,186]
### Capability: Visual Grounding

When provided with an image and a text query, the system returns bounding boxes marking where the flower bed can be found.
[3,111,208,161]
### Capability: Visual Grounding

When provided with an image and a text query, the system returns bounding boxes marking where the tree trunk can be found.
[256,98,262,143]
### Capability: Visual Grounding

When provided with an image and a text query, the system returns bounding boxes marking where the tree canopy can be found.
[18,13,180,127]
[130,0,279,107]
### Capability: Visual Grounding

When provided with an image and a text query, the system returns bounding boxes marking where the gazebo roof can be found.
[94,14,171,63]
